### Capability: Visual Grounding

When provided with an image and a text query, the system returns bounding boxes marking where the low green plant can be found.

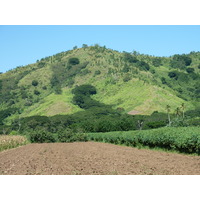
[87,127,200,154]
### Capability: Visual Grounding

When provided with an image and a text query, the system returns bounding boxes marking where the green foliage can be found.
[82,44,88,48]
[123,75,132,82]
[123,52,138,63]
[152,58,162,67]
[186,67,194,73]
[34,89,40,95]
[168,71,177,78]
[54,85,62,94]
[87,127,200,154]
[80,69,91,76]
[161,77,167,84]
[94,70,101,76]
[0,108,17,125]
[73,46,78,50]
[68,57,80,65]
[170,54,192,69]
[29,130,56,143]
[136,61,150,71]
[32,80,39,86]
[58,129,88,142]
[72,84,97,96]
[38,62,46,68]
[146,121,166,129]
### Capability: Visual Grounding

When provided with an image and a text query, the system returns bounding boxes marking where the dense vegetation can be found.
[0,45,200,154]
[87,127,200,154]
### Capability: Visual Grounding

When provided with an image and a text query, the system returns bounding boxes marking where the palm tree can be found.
[166,105,171,126]
[180,103,185,119]
[175,107,181,119]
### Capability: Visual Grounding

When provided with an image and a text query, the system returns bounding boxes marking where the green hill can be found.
[0,45,200,125]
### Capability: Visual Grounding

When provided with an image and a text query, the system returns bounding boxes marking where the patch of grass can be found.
[0,135,29,152]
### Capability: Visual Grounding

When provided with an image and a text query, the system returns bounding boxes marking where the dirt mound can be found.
[0,142,200,175]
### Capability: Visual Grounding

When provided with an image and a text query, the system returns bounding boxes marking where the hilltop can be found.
[0,45,200,124]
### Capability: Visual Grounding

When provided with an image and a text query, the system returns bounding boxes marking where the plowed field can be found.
[0,142,200,175]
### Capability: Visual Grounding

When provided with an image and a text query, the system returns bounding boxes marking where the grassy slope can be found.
[1,47,198,121]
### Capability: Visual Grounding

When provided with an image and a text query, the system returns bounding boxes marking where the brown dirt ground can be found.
[0,142,200,175]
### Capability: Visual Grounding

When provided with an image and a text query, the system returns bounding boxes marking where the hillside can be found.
[0,45,200,124]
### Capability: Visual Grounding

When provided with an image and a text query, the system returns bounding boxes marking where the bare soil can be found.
[0,142,200,175]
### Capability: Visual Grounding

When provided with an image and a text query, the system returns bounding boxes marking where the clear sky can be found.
[0,25,200,72]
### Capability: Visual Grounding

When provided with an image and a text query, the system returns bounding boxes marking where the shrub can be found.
[29,131,56,143]
[123,52,138,63]
[123,75,131,82]
[94,70,101,76]
[34,90,40,95]
[168,71,177,78]
[32,80,38,86]
[58,129,74,142]
[58,129,88,142]
[72,84,97,96]
[161,77,167,84]
[68,57,80,65]
[186,67,194,73]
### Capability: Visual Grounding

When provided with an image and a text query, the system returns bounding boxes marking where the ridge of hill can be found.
[0,45,200,124]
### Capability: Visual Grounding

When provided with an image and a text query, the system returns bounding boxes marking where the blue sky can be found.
[0,25,200,72]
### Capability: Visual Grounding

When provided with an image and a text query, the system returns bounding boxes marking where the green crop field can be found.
[87,127,200,154]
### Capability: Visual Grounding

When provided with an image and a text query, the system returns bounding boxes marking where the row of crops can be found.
[87,127,200,154]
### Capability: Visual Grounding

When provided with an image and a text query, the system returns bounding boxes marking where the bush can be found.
[58,129,88,142]
[32,80,38,86]
[29,131,56,143]
[186,67,194,73]
[168,71,177,78]
[94,70,101,76]
[34,90,40,95]
[123,75,131,82]
[68,57,80,65]
[58,129,74,142]
[161,77,167,84]
[72,84,97,96]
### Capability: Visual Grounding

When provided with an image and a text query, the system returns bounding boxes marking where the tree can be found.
[82,44,88,48]
[161,77,167,84]
[175,107,181,119]
[32,80,38,87]
[166,105,171,126]
[34,90,40,95]
[68,57,80,65]
[186,67,194,73]
[168,71,177,78]
[152,58,162,67]
[73,46,78,50]
[180,103,185,119]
